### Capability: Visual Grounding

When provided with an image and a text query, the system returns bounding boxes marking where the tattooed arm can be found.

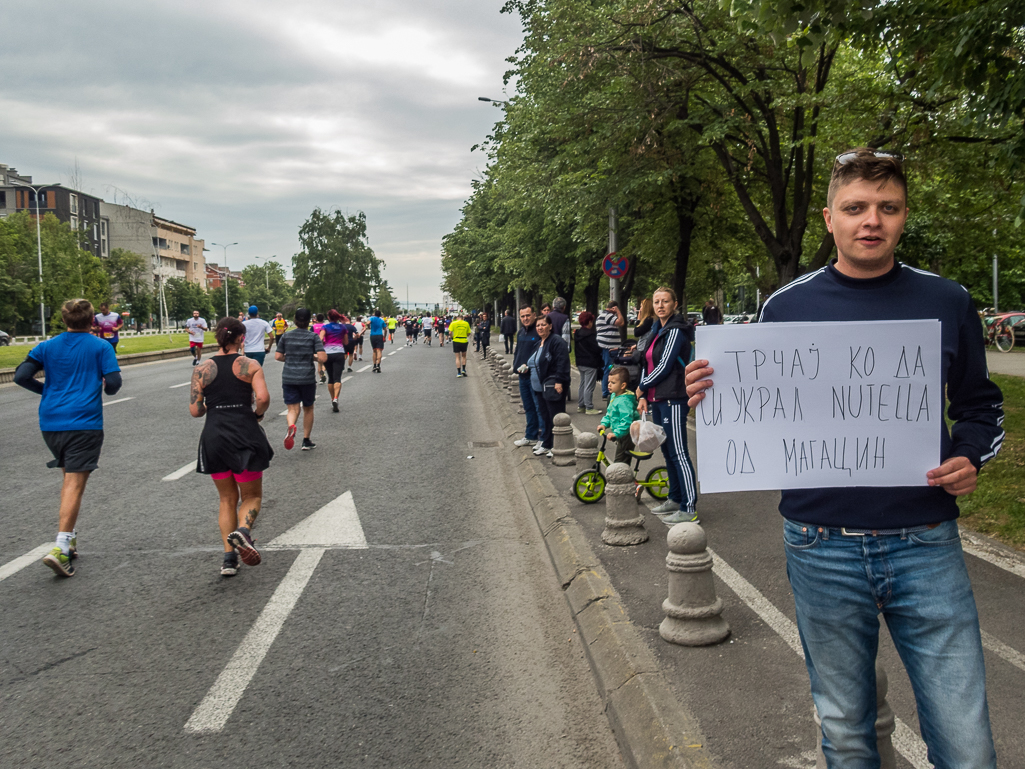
[189,359,217,418]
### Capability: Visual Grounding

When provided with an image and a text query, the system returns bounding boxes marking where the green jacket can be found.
[600,392,638,438]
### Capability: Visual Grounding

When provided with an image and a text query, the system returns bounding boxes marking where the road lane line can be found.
[0,544,53,583]
[340,376,353,384]
[357,365,372,372]
[162,461,197,482]
[279,410,288,416]
[184,548,325,733]
[707,549,932,769]
[388,349,400,355]
[981,630,1025,673]
[102,397,134,407]
[169,382,191,389]
[961,531,1025,580]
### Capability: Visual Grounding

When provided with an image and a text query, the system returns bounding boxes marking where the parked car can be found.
[994,312,1025,344]
[0,329,10,346]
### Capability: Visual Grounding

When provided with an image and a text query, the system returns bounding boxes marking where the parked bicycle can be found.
[572,431,670,504]
[983,314,1015,353]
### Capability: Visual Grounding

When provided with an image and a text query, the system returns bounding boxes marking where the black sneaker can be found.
[347,366,353,372]
[227,527,261,566]
[221,552,239,576]
[332,400,339,412]
[301,438,317,451]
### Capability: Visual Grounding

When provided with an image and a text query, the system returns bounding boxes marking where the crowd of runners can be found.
[15,299,481,578]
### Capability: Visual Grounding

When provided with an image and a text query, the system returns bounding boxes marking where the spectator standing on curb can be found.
[92,302,123,351]
[190,317,272,577]
[702,299,722,326]
[573,311,603,415]
[634,298,655,339]
[186,309,208,366]
[14,299,123,577]
[635,287,697,525]
[477,312,491,358]
[500,309,516,354]
[686,148,1004,767]
[242,306,273,365]
[512,305,542,449]
[275,307,326,451]
[596,300,625,400]
[547,298,569,345]
[528,314,571,458]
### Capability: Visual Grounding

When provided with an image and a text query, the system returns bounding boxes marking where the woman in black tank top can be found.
[190,318,273,576]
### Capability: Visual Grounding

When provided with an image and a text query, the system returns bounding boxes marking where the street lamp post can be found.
[211,242,238,318]
[478,96,510,106]
[255,255,276,291]
[11,180,48,336]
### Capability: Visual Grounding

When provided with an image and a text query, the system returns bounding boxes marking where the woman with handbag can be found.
[634,286,698,525]
[527,314,571,458]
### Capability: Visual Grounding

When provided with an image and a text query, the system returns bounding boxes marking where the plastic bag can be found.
[630,412,666,453]
[499,333,505,342]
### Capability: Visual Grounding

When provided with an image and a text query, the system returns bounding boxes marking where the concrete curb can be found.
[0,344,215,384]
[475,354,718,769]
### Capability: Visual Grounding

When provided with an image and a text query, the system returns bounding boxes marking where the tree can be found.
[104,249,152,331]
[373,280,401,316]
[240,261,293,317]
[165,277,214,323]
[292,209,382,313]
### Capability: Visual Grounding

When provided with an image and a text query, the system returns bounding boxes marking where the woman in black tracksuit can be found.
[634,287,698,522]
[530,314,571,455]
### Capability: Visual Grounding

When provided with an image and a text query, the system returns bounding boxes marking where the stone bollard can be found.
[551,413,576,466]
[574,432,600,467]
[659,523,730,646]
[814,660,896,769]
[601,463,648,546]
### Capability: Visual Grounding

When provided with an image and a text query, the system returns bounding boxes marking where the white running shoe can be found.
[513,437,534,447]
[532,445,547,456]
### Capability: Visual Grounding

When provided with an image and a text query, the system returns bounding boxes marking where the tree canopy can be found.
[292,209,383,314]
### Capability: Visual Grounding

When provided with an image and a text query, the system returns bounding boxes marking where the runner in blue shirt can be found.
[368,310,388,372]
[14,299,123,577]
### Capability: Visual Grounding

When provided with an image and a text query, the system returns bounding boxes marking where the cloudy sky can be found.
[0,0,523,307]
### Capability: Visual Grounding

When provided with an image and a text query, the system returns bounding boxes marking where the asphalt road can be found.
[0,340,625,769]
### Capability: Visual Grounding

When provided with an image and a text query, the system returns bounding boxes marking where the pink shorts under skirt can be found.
[210,469,263,483]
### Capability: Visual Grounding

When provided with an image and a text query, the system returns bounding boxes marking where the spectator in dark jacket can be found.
[574,311,603,415]
[528,314,571,456]
[500,310,517,354]
[702,299,722,325]
[512,306,542,449]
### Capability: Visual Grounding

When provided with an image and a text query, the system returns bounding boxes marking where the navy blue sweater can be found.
[759,260,1004,528]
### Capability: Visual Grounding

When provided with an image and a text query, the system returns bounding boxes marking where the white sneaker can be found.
[651,500,680,515]
[545,450,553,458]
[534,440,543,451]
[513,437,534,447]
[532,445,547,456]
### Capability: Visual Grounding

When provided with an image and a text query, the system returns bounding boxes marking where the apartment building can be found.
[101,202,207,287]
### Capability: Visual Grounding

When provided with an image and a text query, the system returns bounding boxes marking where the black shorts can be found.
[453,341,468,353]
[282,383,317,407]
[43,430,104,473]
[423,329,432,337]
[325,353,347,383]
[344,342,356,354]
[356,336,364,346]
[370,335,385,350]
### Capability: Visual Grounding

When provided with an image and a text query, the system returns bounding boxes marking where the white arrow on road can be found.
[184,491,367,733]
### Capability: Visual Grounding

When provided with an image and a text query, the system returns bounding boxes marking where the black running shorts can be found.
[452,341,468,353]
[325,352,347,383]
[370,335,385,350]
[42,430,104,473]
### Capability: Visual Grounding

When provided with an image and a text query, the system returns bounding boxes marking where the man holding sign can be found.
[687,148,1003,767]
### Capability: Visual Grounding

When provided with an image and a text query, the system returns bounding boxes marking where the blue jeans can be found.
[784,519,995,769]
[650,400,697,512]
[600,348,615,398]
[519,375,541,441]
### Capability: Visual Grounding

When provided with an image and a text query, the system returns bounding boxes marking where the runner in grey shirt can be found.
[274,307,326,451]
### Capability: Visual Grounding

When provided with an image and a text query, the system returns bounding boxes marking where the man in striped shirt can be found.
[595,300,625,400]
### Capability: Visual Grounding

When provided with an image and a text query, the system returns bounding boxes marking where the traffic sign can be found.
[603,252,629,279]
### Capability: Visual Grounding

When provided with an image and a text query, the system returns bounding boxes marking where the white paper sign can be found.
[694,320,942,493]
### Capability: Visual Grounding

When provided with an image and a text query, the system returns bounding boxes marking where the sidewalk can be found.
[480,349,1025,769]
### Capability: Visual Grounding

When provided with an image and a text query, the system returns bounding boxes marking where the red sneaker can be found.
[284,424,297,450]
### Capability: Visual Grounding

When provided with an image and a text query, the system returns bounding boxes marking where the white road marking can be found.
[162,461,197,482]
[279,410,288,416]
[388,349,401,355]
[102,397,134,407]
[266,490,368,549]
[0,544,53,583]
[961,530,1025,580]
[706,549,933,769]
[184,548,325,733]
[184,491,367,733]
[169,382,190,389]
[981,629,1025,673]
[357,365,372,373]
[340,376,353,384]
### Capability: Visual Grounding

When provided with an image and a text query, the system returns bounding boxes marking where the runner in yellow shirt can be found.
[271,313,289,348]
[448,315,472,377]
[386,316,397,344]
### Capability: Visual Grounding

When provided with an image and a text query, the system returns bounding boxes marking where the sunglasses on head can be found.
[835,150,904,166]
